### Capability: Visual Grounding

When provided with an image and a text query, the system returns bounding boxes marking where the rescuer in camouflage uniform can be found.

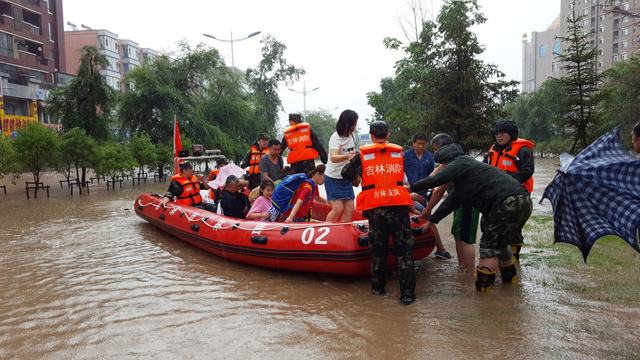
[410,141,532,292]
[341,121,416,305]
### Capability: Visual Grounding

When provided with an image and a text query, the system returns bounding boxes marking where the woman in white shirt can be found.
[325,110,358,221]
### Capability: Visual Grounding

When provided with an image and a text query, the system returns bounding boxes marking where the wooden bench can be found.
[59,178,74,188]
[106,179,123,190]
[0,185,6,194]
[153,172,167,182]
[136,172,148,185]
[70,181,91,195]
[25,181,50,200]
[90,176,106,184]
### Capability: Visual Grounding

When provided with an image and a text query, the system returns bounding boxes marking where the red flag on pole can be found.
[173,116,183,174]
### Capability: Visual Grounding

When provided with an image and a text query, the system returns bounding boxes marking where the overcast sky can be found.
[63,0,561,131]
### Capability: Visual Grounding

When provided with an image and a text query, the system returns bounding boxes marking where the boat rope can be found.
[137,198,369,232]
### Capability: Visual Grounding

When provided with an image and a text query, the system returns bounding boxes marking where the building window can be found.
[622,2,629,10]
[552,62,559,71]
[50,50,54,59]
[613,55,619,63]
[583,30,589,36]
[570,3,574,8]
[598,48,604,55]
[598,59,604,67]
[600,14,605,21]
[583,19,589,26]
[584,8,589,15]
[0,32,13,58]
[623,16,629,23]
[622,40,628,48]
[622,27,629,36]
[621,52,628,60]
[539,45,546,57]
[553,43,560,54]
[600,25,605,32]
[48,22,53,42]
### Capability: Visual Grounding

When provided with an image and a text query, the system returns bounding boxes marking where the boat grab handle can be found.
[251,236,268,245]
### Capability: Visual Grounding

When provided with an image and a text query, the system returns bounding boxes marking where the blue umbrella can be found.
[542,127,640,261]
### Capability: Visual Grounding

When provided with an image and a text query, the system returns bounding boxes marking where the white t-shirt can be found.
[325,132,356,179]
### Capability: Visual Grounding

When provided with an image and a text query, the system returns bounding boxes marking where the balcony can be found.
[24,22,40,35]
[24,0,40,6]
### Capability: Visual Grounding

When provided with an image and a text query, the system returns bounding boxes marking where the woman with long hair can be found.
[325,110,358,222]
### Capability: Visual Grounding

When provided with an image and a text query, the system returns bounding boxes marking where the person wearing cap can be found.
[281,113,328,175]
[484,120,534,261]
[163,161,215,212]
[241,134,270,190]
[341,121,416,305]
[410,139,532,292]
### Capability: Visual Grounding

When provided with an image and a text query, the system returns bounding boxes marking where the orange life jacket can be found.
[208,169,219,182]
[248,145,269,175]
[356,142,413,211]
[169,174,202,206]
[486,138,535,193]
[284,123,318,163]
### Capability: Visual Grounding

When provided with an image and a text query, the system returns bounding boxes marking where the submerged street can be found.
[1,157,639,359]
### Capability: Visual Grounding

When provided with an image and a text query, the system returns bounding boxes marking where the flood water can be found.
[1,158,639,359]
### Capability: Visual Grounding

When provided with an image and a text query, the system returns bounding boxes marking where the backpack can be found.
[271,173,315,213]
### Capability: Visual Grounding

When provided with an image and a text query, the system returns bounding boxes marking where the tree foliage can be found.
[368,0,518,152]
[0,135,17,182]
[305,110,338,147]
[94,142,137,182]
[12,122,59,183]
[56,128,97,192]
[128,133,157,174]
[555,8,604,154]
[246,35,306,135]
[46,46,116,140]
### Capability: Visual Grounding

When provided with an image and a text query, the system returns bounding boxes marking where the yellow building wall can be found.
[0,96,39,136]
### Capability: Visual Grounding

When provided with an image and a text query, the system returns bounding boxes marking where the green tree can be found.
[118,41,255,160]
[46,46,116,141]
[368,0,518,152]
[12,122,59,185]
[0,135,17,183]
[128,133,157,177]
[555,7,604,154]
[599,53,640,143]
[56,128,97,194]
[305,110,338,146]
[148,143,174,180]
[94,142,137,187]
[246,35,306,135]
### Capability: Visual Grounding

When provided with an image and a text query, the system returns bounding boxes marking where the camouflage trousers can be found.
[479,194,533,260]
[367,206,416,303]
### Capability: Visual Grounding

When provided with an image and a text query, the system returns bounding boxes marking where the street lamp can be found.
[203,31,261,71]
[288,80,320,120]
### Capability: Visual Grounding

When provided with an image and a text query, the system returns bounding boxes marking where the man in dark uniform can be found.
[411,140,532,292]
[281,113,328,175]
[341,121,416,305]
[162,161,215,212]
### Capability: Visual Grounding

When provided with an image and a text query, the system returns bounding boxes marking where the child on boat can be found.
[283,165,327,223]
[246,179,275,222]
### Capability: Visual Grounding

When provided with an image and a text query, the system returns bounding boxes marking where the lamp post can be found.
[288,80,319,120]
[203,31,261,71]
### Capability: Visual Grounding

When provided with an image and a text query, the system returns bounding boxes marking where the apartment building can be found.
[65,29,157,93]
[0,0,67,136]
[522,0,639,93]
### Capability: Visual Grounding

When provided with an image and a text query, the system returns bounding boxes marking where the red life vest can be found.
[208,169,219,182]
[169,174,202,206]
[248,145,268,175]
[486,138,535,193]
[356,142,413,211]
[284,123,318,163]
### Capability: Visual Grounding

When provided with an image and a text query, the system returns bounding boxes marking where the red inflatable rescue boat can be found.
[135,193,436,276]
